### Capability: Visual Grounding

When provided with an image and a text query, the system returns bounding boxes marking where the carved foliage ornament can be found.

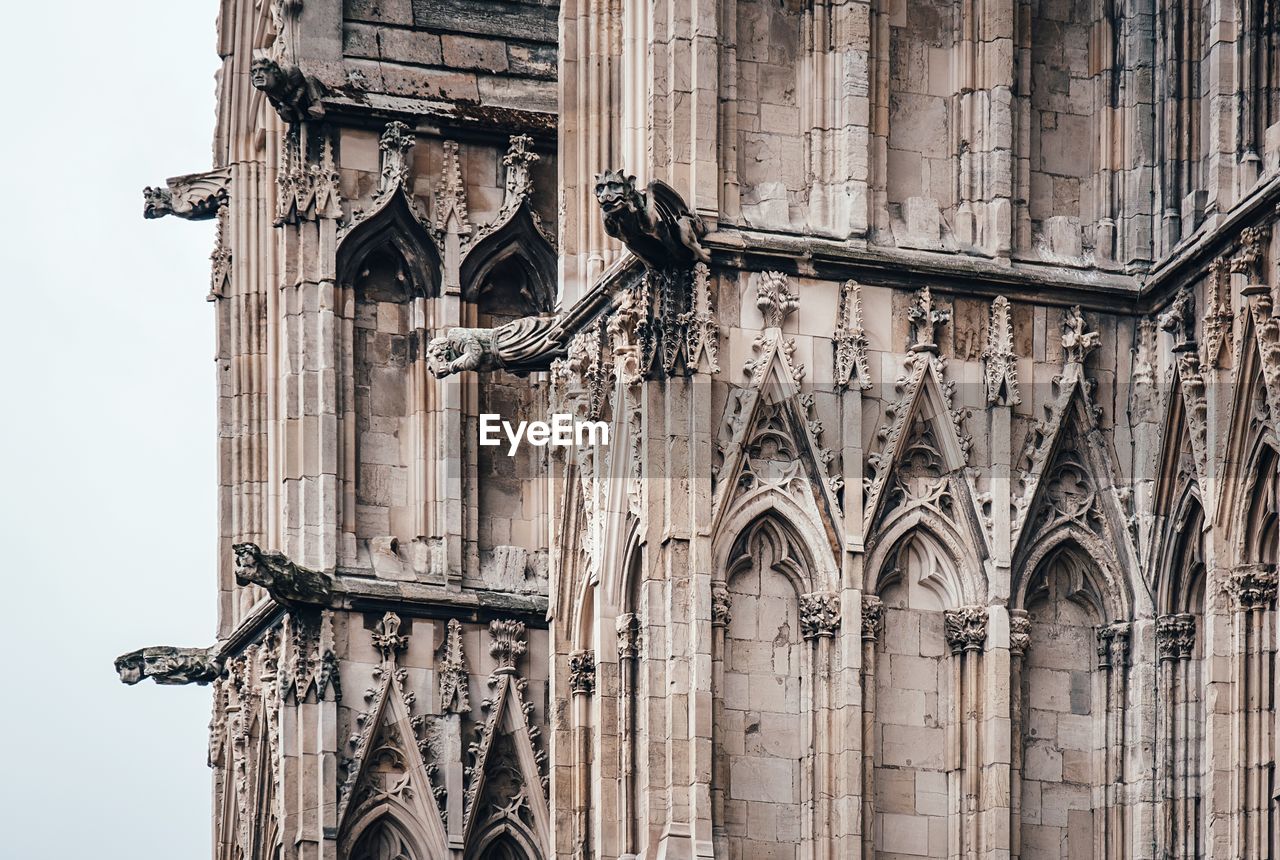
[834,279,873,390]
[799,591,841,639]
[276,128,342,224]
[1095,621,1131,669]
[1228,564,1278,611]
[1155,613,1196,660]
[1009,609,1031,656]
[439,618,472,714]
[861,595,885,642]
[908,286,950,353]
[983,296,1020,405]
[943,605,988,653]
[568,650,596,695]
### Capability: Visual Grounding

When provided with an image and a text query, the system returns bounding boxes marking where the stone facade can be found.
[119,0,1280,858]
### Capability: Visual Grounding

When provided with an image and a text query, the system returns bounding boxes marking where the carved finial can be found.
[378,121,415,195]
[437,618,471,713]
[983,296,1020,405]
[568,650,596,696]
[1158,286,1198,353]
[861,595,885,642]
[944,605,988,653]
[685,263,721,374]
[488,619,528,675]
[1061,306,1100,366]
[500,134,538,212]
[433,140,470,239]
[800,592,841,639]
[1228,564,1278,612]
[371,611,409,659]
[834,280,873,390]
[1203,256,1234,367]
[908,286,950,353]
[1009,609,1031,657]
[755,271,799,329]
[209,208,232,301]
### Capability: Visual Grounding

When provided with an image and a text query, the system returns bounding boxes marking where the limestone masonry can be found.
[118,0,1280,857]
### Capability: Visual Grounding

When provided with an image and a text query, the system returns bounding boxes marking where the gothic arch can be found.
[467,818,542,860]
[342,808,431,860]
[712,492,838,595]
[461,209,556,316]
[1156,485,1207,616]
[1013,523,1130,622]
[1235,436,1280,566]
[337,192,441,300]
[864,507,986,607]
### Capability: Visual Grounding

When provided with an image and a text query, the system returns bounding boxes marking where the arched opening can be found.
[478,834,528,860]
[351,817,419,860]
[1017,540,1110,860]
[714,515,811,855]
[871,528,964,859]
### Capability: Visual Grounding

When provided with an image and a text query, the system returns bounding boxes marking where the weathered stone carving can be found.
[209,208,231,301]
[944,605,988,652]
[143,168,230,220]
[1096,621,1131,669]
[371,611,409,658]
[439,618,472,714]
[568,650,596,695]
[1061,305,1100,366]
[433,139,470,244]
[276,128,342,224]
[250,53,325,124]
[1159,286,1197,352]
[489,619,529,672]
[594,170,709,269]
[834,280,873,390]
[711,583,732,628]
[377,121,415,195]
[682,263,720,374]
[1231,224,1271,292]
[755,271,799,329]
[1009,609,1031,656]
[232,542,334,607]
[616,613,641,659]
[1155,613,1196,660]
[1228,564,1278,611]
[116,645,223,686]
[426,315,562,377]
[1203,256,1233,366]
[908,286,950,352]
[861,595,885,642]
[799,592,841,639]
[982,296,1020,405]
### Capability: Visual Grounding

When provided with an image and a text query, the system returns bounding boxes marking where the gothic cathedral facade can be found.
[118,0,1280,857]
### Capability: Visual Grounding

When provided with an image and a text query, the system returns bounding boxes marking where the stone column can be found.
[616,613,641,859]
[944,604,988,860]
[1008,609,1030,860]
[1156,612,1196,858]
[569,649,597,858]
[1096,621,1131,860]
[1227,564,1277,858]
[801,591,841,860]
[709,586,730,857]
[859,595,884,860]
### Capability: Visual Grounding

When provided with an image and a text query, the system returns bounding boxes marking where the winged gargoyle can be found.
[593,169,709,270]
[233,542,334,608]
[142,168,231,220]
[426,314,563,378]
[115,646,223,686]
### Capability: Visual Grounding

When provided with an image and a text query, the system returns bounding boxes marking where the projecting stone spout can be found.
[114,646,223,686]
[593,169,709,270]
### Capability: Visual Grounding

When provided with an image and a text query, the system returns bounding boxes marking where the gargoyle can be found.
[115,646,223,686]
[233,542,333,607]
[142,168,230,220]
[250,54,325,125]
[594,170,709,270]
[427,315,563,378]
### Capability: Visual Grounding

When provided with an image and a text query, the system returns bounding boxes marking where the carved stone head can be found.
[593,170,640,217]
[142,186,173,219]
[114,650,147,685]
[250,55,284,91]
[233,542,270,589]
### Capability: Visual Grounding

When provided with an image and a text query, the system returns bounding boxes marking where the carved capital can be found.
[861,595,885,643]
[1228,564,1278,612]
[799,591,841,639]
[711,583,732,629]
[1095,621,1131,669]
[944,605,988,653]
[115,645,223,686]
[1156,613,1196,661]
[1009,609,1032,657]
[616,613,641,660]
[568,649,596,696]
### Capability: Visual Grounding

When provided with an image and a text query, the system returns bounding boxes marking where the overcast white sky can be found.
[0,1,222,855]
